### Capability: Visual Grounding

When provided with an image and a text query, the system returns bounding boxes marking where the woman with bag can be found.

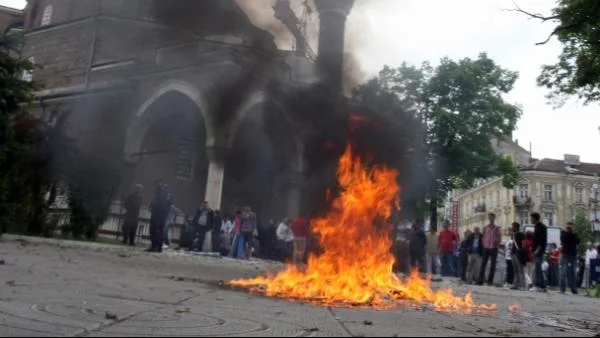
[510,222,527,290]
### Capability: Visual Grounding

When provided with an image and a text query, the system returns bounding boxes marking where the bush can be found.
[65,155,120,239]
[573,212,594,255]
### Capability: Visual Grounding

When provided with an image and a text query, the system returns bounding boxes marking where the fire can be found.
[229,145,496,313]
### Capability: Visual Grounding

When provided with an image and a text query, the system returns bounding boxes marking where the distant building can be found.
[444,139,600,237]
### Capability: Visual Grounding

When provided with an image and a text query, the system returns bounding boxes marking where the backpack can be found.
[240,212,256,233]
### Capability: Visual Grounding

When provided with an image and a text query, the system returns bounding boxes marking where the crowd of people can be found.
[121,183,598,292]
[395,212,599,294]
[120,181,312,264]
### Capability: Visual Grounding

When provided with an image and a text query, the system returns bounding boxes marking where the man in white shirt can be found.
[276,219,294,261]
[584,242,598,288]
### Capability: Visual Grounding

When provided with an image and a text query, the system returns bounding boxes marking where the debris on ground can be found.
[0,259,5,265]
[104,312,118,320]
[363,320,373,326]
[5,280,15,287]
[305,327,319,332]
[175,308,190,314]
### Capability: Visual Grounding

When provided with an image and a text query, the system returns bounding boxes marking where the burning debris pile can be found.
[229,145,497,314]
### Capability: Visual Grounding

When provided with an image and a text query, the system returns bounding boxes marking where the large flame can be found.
[229,145,496,313]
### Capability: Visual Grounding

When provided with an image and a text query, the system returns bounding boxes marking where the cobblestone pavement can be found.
[1,236,598,337]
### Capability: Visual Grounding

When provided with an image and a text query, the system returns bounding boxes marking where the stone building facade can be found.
[451,151,600,236]
[20,0,355,222]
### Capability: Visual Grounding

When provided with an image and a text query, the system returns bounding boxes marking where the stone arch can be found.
[222,89,305,221]
[227,90,304,173]
[124,80,213,163]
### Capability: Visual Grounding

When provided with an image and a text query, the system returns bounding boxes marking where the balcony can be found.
[513,196,533,208]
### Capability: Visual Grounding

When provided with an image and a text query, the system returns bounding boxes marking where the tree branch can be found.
[503,1,559,22]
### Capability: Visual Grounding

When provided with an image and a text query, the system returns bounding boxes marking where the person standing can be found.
[148,183,172,253]
[192,201,214,252]
[584,242,598,289]
[559,222,579,294]
[291,216,310,266]
[426,229,439,276]
[510,222,526,291]
[163,205,176,249]
[530,212,548,292]
[548,243,560,287]
[438,220,458,277]
[211,210,223,252]
[504,236,514,288]
[466,227,483,284]
[409,220,427,273]
[478,213,501,286]
[459,230,471,282]
[239,206,258,259]
[122,184,143,246]
[276,218,294,261]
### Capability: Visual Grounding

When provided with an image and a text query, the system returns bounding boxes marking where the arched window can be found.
[41,5,53,26]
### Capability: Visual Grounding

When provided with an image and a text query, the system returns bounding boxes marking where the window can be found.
[496,190,500,206]
[544,184,553,201]
[175,132,195,182]
[543,212,554,226]
[518,184,529,198]
[575,187,584,203]
[518,211,529,226]
[41,5,53,26]
[21,57,34,82]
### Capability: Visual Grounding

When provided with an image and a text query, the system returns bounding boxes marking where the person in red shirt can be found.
[548,243,560,287]
[438,220,458,277]
[291,217,310,266]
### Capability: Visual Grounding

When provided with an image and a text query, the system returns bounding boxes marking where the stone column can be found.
[204,147,229,210]
[286,172,306,218]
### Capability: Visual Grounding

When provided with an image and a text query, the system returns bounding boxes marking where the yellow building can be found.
[452,154,600,237]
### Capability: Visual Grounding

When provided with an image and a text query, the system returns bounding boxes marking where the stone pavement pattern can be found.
[0,237,599,337]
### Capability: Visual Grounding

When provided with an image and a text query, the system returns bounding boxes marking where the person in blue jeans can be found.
[530,212,548,292]
[438,221,458,277]
[560,222,580,294]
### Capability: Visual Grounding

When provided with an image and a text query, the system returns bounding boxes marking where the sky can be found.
[2,0,599,163]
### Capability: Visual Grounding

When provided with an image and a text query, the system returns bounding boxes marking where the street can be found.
[0,237,598,337]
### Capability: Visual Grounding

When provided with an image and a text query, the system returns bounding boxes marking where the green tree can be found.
[353,53,522,228]
[513,0,600,106]
[573,212,594,255]
[0,33,39,235]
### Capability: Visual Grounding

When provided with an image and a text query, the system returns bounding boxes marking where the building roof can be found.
[523,158,600,177]
[0,5,24,15]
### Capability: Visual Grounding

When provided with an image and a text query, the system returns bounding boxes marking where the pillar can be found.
[314,0,355,89]
[204,147,229,210]
[286,172,306,218]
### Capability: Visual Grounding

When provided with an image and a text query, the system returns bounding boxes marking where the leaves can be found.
[353,53,521,200]
[522,0,600,106]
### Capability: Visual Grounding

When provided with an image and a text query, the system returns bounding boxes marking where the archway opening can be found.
[132,91,208,215]
[222,103,299,225]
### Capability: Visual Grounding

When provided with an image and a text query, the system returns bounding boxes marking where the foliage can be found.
[352,54,521,226]
[64,155,121,239]
[0,33,40,235]
[573,212,594,255]
[514,0,600,106]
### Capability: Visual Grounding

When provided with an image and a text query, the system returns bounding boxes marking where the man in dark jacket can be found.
[122,184,143,246]
[211,210,222,252]
[531,212,548,292]
[409,220,427,273]
[560,222,580,294]
[193,201,214,252]
[466,227,483,284]
[148,183,172,253]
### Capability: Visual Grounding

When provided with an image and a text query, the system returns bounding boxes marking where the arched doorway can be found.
[222,102,302,224]
[129,91,209,215]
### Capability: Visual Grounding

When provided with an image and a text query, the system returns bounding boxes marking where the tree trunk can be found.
[429,186,438,232]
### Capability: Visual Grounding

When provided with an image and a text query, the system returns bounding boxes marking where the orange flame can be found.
[229,145,496,313]
[508,302,521,313]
